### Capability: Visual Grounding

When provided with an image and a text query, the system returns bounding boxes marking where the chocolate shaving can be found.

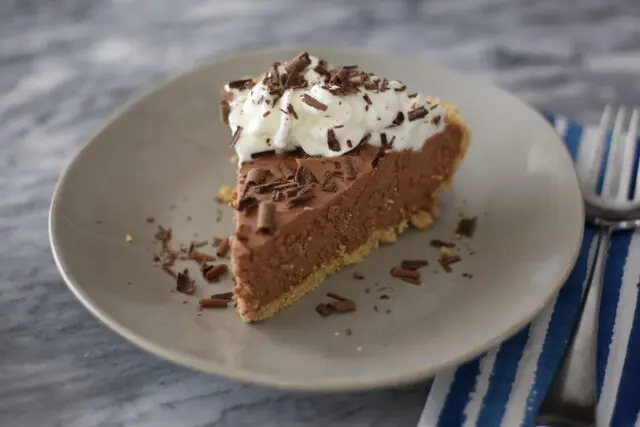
[430,239,455,249]
[353,272,365,280]
[287,103,298,119]
[272,181,298,191]
[286,192,315,208]
[279,162,296,180]
[302,94,328,111]
[227,78,254,89]
[408,106,428,121]
[327,292,349,301]
[320,170,339,192]
[438,253,462,273]
[400,259,429,270]
[315,297,357,317]
[257,202,276,234]
[456,217,477,238]
[251,150,276,159]
[210,292,234,301]
[379,78,389,92]
[408,93,418,98]
[394,84,407,92]
[371,147,385,168]
[330,300,357,313]
[327,128,341,152]
[216,237,230,257]
[199,298,228,309]
[229,126,243,147]
[237,196,259,213]
[380,133,389,149]
[155,225,172,243]
[176,269,196,294]
[203,264,228,282]
[432,115,442,126]
[313,60,330,77]
[364,81,378,91]
[285,52,311,74]
[241,168,269,198]
[294,165,317,185]
[315,304,334,317]
[380,294,390,300]
[188,249,216,263]
[392,112,405,126]
[262,111,271,118]
[346,139,353,148]
[254,180,284,194]
[343,158,356,180]
[220,100,231,124]
[356,133,371,149]
[363,94,372,105]
[390,267,420,280]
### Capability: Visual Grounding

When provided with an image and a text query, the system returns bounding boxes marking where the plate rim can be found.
[49,45,585,392]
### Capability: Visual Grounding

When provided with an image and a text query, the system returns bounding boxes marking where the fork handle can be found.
[541,227,611,420]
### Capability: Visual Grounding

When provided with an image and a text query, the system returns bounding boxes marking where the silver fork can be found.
[538,106,640,427]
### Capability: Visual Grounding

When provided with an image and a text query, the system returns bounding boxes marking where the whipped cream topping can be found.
[221,53,447,163]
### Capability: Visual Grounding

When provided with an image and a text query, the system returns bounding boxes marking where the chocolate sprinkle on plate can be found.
[176,269,196,294]
[211,292,234,301]
[302,93,328,111]
[203,264,228,282]
[457,217,478,237]
[400,259,429,270]
[390,267,420,281]
[353,272,365,280]
[430,239,456,249]
[408,106,428,121]
[327,128,341,152]
[199,298,228,309]
[438,253,462,273]
[216,237,230,257]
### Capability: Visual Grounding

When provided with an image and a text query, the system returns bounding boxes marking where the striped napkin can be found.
[417,114,640,427]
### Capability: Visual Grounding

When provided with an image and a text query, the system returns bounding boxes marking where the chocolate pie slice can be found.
[221,52,470,322]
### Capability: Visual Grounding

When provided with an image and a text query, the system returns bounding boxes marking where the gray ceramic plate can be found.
[49,47,584,391]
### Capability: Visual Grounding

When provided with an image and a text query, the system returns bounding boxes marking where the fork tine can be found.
[602,107,626,197]
[626,108,640,201]
[588,105,612,193]
[619,108,639,201]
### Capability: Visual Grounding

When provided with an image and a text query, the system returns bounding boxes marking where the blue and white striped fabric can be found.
[417,114,640,427]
